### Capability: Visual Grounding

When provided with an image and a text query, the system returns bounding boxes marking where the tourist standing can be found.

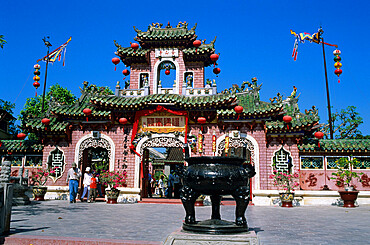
[88,172,97,203]
[158,175,165,197]
[80,167,92,202]
[173,172,181,198]
[147,172,153,198]
[167,171,174,198]
[66,162,82,203]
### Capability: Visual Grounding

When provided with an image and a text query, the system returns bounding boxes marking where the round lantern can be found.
[314,131,324,147]
[197,117,206,132]
[83,108,92,122]
[333,49,342,83]
[283,115,292,129]
[234,105,244,120]
[210,54,219,67]
[193,40,201,52]
[130,42,139,52]
[17,133,27,140]
[119,118,128,125]
[17,133,27,146]
[112,57,120,71]
[33,81,40,89]
[213,67,221,77]
[119,117,128,131]
[41,118,51,130]
[33,64,41,97]
[165,69,170,75]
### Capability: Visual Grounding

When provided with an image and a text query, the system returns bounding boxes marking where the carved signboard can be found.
[140,111,185,134]
[155,48,179,58]
[47,147,66,182]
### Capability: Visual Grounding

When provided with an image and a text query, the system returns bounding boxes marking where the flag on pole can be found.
[37,37,72,65]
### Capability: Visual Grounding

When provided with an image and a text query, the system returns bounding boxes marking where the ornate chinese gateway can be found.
[7,21,369,205]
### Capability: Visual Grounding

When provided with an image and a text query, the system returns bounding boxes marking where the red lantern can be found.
[17,133,27,146]
[210,54,219,67]
[83,108,92,122]
[122,69,130,80]
[197,117,206,131]
[112,57,120,71]
[334,68,342,83]
[193,40,201,53]
[314,131,324,147]
[234,105,244,120]
[213,67,221,77]
[41,118,50,130]
[119,117,128,131]
[283,115,292,129]
[165,69,170,75]
[119,118,128,125]
[33,81,40,96]
[131,42,139,53]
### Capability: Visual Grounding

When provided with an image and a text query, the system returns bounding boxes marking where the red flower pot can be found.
[339,190,359,208]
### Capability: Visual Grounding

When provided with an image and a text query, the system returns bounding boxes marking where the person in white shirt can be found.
[80,167,92,202]
[66,162,82,203]
[158,175,165,198]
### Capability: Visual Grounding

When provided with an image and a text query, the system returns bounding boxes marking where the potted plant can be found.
[99,170,127,204]
[269,170,300,207]
[331,157,363,208]
[30,167,56,201]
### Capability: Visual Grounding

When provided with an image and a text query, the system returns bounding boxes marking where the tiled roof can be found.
[114,40,149,66]
[51,94,111,118]
[183,41,216,66]
[134,23,197,43]
[90,93,236,110]
[24,117,69,132]
[0,140,43,153]
[217,92,283,117]
[299,139,370,152]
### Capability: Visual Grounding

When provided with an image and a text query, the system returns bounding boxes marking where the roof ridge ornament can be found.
[133,26,142,33]
[176,21,188,28]
[211,36,217,45]
[190,23,197,31]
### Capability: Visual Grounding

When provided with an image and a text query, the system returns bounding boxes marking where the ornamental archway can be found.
[134,134,185,189]
[216,133,260,190]
[74,133,115,171]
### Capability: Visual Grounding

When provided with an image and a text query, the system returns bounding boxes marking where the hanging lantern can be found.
[130,42,139,53]
[283,115,292,129]
[333,49,342,83]
[234,105,243,120]
[197,117,206,131]
[119,117,128,131]
[210,54,219,67]
[112,57,120,71]
[0,140,2,147]
[41,118,51,130]
[213,67,221,77]
[314,131,324,147]
[83,108,92,122]
[17,133,27,146]
[122,69,130,80]
[193,40,201,53]
[33,64,41,96]
[165,69,170,75]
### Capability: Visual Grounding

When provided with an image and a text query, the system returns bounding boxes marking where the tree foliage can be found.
[322,106,364,139]
[0,99,18,136]
[0,35,6,49]
[20,83,77,121]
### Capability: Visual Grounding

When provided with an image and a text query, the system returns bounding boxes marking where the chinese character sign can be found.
[47,147,66,182]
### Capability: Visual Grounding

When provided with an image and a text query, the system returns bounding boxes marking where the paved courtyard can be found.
[3,200,370,244]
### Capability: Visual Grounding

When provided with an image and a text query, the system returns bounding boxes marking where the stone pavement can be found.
[2,200,370,244]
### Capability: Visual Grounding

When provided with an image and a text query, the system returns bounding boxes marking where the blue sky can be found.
[1,0,369,135]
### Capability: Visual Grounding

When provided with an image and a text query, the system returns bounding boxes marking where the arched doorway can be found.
[153,58,180,94]
[216,133,260,190]
[74,133,115,197]
[135,134,186,197]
